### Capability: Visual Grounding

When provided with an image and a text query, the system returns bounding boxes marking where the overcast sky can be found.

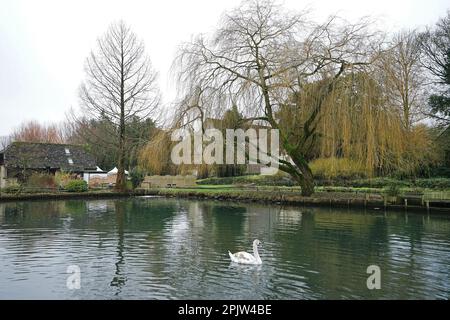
[0,0,448,136]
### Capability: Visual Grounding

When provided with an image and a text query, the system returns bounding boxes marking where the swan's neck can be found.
[253,243,261,263]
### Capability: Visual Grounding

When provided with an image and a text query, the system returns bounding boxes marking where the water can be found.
[0,197,449,299]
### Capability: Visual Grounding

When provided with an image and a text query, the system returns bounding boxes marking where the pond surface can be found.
[0,197,449,299]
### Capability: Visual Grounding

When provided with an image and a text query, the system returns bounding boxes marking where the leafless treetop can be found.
[80,20,160,126]
[173,0,380,126]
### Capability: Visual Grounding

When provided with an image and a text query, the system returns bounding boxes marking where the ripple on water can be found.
[0,199,450,299]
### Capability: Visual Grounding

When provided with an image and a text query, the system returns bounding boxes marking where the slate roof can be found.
[0,142,97,172]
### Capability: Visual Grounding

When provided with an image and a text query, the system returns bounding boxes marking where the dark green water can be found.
[0,197,449,299]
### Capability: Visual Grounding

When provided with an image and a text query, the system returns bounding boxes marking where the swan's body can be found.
[228,239,262,265]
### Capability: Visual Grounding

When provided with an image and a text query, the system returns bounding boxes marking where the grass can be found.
[198,175,450,190]
[149,184,450,203]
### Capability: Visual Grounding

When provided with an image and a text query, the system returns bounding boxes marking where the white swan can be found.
[228,239,262,265]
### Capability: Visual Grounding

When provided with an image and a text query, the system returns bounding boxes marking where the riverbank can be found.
[1,186,449,213]
[0,190,141,202]
[148,187,450,213]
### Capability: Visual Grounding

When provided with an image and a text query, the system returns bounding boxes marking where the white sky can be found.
[0,0,448,135]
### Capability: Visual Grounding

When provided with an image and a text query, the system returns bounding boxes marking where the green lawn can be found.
[153,183,450,201]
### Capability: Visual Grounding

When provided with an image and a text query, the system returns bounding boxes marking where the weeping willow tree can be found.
[316,72,406,176]
[278,71,437,178]
[173,0,379,195]
[138,128,211,177]
[139,129,172,175]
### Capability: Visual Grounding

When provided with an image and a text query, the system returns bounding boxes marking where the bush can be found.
[130,168,144,189]
[384,184,401,197]
[429,166,450,178]
[26,173,56,189]
[196,172,450,190]
[55,171,72,189]
[415,178,450,189]
[1,185,21,194]
[65,180,88,192]
[126,181,134,191]
[197,173,295,186]
[315,177,450,190]
[349,178,409,188]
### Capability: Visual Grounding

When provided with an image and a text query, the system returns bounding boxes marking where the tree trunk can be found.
[115,107,126,191]
[116,36,126,192]
[281,163,315,196]
[278,134,316,196]
[297,162,315,196]
[115,110,126,191]
[279,156,316,196]
[115,134,126,191]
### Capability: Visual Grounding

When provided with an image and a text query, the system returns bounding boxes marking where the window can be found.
[68,158,74,165]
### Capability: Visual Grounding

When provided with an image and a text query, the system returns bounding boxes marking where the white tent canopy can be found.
[107,167,129,175]
[84,166,108,182]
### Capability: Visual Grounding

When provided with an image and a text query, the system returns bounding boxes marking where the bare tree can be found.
[174,0,378,195]
[418,10,450,124]
[79,21,160,191]
[11,120,66,144]
[378,30,426,130]
[418,11,450,85]
[0,136,11,151]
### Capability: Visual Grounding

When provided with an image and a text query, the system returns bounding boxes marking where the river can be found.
[0,197,449,299]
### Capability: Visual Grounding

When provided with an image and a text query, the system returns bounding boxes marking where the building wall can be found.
[140,175,197,188]
[245,164,264,175]
[88,174,127,187]
[83,173,90,184]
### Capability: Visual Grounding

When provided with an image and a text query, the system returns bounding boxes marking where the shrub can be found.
[429,166,450,178]
[384,184,401,197]
[415,178,450,189]
[126,180,134,191]
[314,177,450,189]
[197,173,295,186]
[65,180,88,192]
[196,171,450,190]
[26,173,56,189]
[350,178,409,188]
[130,168,144,189]
[1,185,21,194]
[55,171,72,189]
